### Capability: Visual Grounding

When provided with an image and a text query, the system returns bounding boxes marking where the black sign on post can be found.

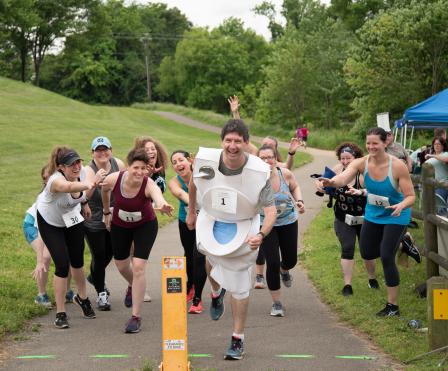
[166,277,182,293]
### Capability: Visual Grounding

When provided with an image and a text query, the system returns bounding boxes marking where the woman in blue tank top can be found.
[320,127,415,317]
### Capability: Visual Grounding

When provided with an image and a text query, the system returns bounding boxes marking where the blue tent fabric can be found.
[401,88,448,128]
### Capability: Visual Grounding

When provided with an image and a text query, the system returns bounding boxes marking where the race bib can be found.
[118,209,142,223]
[367,193,390,207]
[62,209,84,228]
[345,214,364,226]
[211,189,237,214]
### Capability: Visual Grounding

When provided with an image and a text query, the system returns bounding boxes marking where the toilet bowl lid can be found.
[196,211,252,256]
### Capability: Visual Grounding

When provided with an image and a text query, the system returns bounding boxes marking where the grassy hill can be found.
[0,77,229,337]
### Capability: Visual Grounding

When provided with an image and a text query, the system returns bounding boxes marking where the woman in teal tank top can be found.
[168,150,207,314]
[320,127,415,317]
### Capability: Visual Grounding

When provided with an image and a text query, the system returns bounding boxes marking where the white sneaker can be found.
[97,291,111,311]
[270,302,284,317]
[144,291,152,302]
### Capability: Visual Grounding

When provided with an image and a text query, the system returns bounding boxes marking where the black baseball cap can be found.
[58,150,82,166]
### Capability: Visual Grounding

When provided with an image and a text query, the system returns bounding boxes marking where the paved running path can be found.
[2,113,398,371]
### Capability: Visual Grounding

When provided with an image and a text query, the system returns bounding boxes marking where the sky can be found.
[134,0,330,40]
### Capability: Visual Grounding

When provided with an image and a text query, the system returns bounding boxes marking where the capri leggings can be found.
[260,221,298,291]
[360,219,406,287]
[37,211,85,278]
[111,219,158,260]
[179,220,207,299]
[85,228,114,293]
[334,219,362,260]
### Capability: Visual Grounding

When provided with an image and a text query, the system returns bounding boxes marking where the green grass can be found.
[301,207,444,370]
[0,77,226,339]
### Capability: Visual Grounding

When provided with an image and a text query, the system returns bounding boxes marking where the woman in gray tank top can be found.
[84,137,125,311]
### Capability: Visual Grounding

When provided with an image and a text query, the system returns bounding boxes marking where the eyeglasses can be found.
[259,155,275,161]
[94,147,110,152]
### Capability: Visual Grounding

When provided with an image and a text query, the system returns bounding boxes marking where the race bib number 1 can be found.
[211,190,237,214]
[118,209,142,223]
[62,209,84,228]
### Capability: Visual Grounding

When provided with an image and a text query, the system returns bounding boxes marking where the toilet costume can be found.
[193,147,271,299]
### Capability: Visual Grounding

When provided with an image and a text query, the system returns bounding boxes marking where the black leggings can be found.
[260,221,298,291]
[85,228,114,293]
[37,211,85,278]
[111,219,158,260]
[334,219,362,260]
[360,220,406,287]
[179,220,207,299]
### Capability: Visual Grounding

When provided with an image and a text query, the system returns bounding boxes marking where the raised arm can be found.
[145,178,173,216]
[168,177,189,204]
[320,157,364,188]
[50,176,93,194]
[228,95,240,119]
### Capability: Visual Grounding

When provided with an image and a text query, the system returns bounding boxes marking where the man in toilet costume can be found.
[186,119,277,360]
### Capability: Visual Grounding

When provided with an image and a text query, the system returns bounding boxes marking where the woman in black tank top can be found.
[315,142,377,297]
[84,137,125,311]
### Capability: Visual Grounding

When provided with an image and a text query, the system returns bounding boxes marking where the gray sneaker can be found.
[224,336,244,360]
[254,275,266,289]
[280,270,293,288]
[210,288,226,321]
[270,301,284,317]
[96,291,111,311]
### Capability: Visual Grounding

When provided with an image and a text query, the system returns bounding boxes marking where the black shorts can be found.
[111,219,158,260]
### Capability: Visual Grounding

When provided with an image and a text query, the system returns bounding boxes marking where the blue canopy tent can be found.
[394,88,448,149]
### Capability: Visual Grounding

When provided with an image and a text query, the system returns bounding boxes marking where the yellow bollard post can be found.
[159,257,190,371]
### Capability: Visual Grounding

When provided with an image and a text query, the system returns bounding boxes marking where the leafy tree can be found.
[253,1,284,41]
[39,0,191,104]
[158,21,270,113]
[256,17,354,131]
[0,0,95,85]
[345,0,448,133]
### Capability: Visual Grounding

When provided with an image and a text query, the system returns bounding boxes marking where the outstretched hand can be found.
[386,202,405,217]
[228,95,240,114]
[155,203,174,216]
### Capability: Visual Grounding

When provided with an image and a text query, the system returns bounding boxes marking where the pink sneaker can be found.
[186,286,195,303]
[189,298,203,314]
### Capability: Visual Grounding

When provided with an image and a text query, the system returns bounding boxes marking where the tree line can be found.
[1,0,448,135]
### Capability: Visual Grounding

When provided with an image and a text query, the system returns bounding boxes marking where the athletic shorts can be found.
[23,213,38,244]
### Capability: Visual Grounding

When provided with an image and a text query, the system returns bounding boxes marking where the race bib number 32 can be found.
[211,190,237,214]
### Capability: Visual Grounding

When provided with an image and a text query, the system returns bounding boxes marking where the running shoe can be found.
[189,297,203,314]
[342,284,353,296]
[376,303,400,317]
[186,286,195,303]
[368,278,380,289]
[65,289,74,303]
[35,293,52,308]
[254,274,266,289]
[224,336,244,360]
[401,233,421,263]
[270,302,285,317]
[280,270,293,288]
[73,294,96,318]
[144,291,152,302]
[54,312,69,329]
[96,291,111,311]
[210,288,226,321]
[125,315,141,333]
[124,286,132,308]
[87,274,110,296]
